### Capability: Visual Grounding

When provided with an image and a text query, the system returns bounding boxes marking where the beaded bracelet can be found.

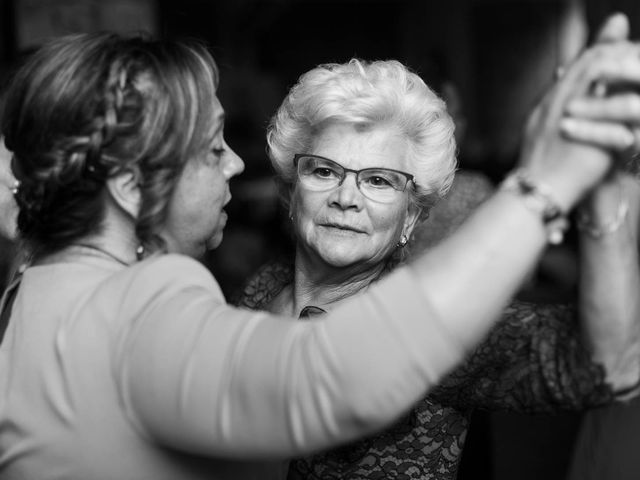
[501,169,569,245]
[576,195,629,239]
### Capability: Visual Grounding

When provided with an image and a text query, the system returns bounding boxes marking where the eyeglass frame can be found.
[292,153,416,196]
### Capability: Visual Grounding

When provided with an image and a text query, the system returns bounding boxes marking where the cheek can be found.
[293,190,323,224]
[371,204,407,237]
[195,176,226,221]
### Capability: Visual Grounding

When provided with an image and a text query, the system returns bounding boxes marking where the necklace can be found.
[68,243,133,266]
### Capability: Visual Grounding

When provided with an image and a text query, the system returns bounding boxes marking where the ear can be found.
[402,203,422,239]
[105,169,141,219]
[287,182,297,220]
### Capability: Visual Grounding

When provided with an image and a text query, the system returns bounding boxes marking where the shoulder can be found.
[412,169,495,252]
[104,254,224,318]
[125,254,218,292]
[128,253,215,284]
[233,258,294,310]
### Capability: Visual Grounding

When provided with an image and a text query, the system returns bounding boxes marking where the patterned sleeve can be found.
[232,259,294,309]
[429,300,614,413]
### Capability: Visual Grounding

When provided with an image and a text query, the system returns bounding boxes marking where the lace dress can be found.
[235,261,614,480]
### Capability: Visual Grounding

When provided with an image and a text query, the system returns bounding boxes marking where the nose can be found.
[223,143,245,179]
[329,172,363,210]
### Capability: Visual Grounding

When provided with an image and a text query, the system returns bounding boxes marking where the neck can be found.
[290,247,388,315]
[70,235,138,266]
[35,204,140,267]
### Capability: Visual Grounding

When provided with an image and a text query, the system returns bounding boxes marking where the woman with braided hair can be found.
[0,24,638,479]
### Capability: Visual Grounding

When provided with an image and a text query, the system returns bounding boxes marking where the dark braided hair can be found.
[1,32,220,257]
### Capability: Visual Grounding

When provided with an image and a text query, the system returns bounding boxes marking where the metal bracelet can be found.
[576,195,629,239]
[501,169,568,245]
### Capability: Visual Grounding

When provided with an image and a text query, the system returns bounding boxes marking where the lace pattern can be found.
[235,261,614,480]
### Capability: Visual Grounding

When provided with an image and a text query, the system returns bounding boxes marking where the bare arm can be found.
[410,14,640,378]
[576,173,640,394]
[552,14,640,395]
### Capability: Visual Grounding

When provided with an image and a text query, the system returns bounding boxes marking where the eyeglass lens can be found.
[296,154,411,202]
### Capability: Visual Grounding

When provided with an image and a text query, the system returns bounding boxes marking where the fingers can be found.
[594,12,630,44]
[566,93,640,124]
[588,50,640,88]
[560,117,635,152]
[548,43,638,112]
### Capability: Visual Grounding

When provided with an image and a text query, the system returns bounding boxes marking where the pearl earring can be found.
[10,180,20,196]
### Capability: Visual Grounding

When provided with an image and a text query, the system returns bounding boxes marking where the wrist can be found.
[501,168,569,244]
[576,171,629,239]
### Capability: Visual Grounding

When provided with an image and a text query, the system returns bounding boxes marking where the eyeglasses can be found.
[293,153,415,203]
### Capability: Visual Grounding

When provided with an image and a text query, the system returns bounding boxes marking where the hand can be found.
[519,13,640,211]
[559,14,640,232]
[0,138,18,240]
[560,14,640,168]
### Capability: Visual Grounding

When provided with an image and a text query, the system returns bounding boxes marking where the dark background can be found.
[2,1,639,479]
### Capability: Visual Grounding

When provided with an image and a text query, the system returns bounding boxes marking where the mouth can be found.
[320,223,366,234]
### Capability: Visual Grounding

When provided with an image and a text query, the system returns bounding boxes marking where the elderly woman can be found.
[0,19,638,479]
[237,27,640,480]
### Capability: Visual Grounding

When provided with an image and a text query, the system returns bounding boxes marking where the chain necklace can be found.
[68,243,133,266]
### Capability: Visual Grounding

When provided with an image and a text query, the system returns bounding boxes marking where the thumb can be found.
[594,12,630,44]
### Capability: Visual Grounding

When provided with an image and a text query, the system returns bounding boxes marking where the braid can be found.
[2,32,221,257]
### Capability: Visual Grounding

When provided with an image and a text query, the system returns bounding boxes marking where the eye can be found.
[363,175,394,189]
[312,167,339,179]
[210,134,228,157]
[370,176,392,186]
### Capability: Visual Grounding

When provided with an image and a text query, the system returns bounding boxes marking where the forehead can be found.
[310,123,411,172]
[209,96,225,135]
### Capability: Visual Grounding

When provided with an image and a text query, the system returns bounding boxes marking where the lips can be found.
[320,222,366,234]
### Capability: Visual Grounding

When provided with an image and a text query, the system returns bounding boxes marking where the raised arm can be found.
[573,173,640,395]
[555,13,640,395]
[404,28,640,357]
[434,14,640,410]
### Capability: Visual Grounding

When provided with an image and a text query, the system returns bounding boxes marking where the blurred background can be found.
[1,0,638,478]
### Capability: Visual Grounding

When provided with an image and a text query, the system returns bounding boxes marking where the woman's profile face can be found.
[0,137,17,240]
[292,123,420,269]
[161,96,244,258]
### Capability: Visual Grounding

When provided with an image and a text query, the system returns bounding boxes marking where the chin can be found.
[318,251,367,269]
[206,233,224,251]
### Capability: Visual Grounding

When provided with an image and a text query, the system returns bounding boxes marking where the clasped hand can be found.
[521,13,640,212]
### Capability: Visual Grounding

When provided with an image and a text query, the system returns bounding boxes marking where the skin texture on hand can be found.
[520,45,638,209]
[559,14,640,164]
[0,138,17,240]
[519,14,640,212]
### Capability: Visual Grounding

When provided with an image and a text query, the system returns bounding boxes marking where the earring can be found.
[397,234,408,248]
[136,244,145,260]
[10,180,20,196]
